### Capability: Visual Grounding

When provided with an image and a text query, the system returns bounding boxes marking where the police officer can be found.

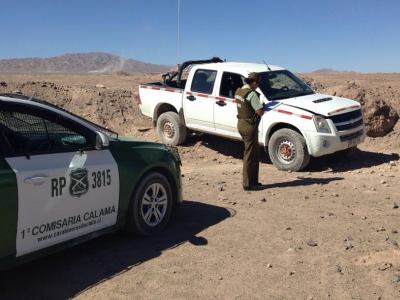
[235,72,264,191]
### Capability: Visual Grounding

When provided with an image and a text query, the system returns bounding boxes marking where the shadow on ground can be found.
[0,201,233,300]
[185,134,399,172]
[262,177,344,189]
[308,149,399,172]
[184,134,271,163]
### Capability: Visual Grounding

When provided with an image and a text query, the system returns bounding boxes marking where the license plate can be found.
[348,136,361,147]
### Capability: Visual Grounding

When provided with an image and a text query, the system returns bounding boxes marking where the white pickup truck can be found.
[138,57,365,171]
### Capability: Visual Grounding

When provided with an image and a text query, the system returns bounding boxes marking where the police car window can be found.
[0,110,90,156]
[191,69,217,94]
[0,125,11,156]
[220,72,245,98]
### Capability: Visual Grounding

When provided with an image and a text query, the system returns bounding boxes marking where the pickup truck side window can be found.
[220,72,245,98]
[191,69,217,94]
[0,110,91,156]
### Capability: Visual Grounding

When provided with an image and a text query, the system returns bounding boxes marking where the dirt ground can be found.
[0,73,399,300]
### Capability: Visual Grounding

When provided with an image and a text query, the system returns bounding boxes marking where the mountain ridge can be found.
[0,52,171,74]
[311,68,356,74]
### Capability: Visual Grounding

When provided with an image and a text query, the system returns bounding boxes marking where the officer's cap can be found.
[247,72,260,83]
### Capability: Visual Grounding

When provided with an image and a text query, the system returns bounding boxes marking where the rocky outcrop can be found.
[301,77,399,138]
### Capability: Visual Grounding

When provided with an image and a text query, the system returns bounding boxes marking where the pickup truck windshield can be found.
[259,70,315,101]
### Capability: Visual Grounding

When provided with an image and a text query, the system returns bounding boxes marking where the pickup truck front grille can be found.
[340,129,364,142]
[328,109,363,132]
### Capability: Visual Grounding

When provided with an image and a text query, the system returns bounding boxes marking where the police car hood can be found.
[112,136,167,150]
[279,93,360,116]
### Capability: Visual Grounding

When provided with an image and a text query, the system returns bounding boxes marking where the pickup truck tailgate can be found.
[138,84,183,120]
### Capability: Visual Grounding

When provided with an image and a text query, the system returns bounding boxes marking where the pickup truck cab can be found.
[138,58,365,171]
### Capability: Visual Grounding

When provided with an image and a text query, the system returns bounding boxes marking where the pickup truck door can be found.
[183,68,217,131]
[214,71,243,138]
[0,107,119,257]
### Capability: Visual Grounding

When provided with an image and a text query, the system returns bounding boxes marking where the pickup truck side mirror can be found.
[95,132,109,150]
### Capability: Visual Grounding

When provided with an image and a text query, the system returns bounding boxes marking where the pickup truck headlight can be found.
[313,115,331,133]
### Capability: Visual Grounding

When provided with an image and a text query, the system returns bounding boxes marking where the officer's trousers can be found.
[237,119,259,188]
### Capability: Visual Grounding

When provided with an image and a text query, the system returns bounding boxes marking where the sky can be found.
[0,0,399,72]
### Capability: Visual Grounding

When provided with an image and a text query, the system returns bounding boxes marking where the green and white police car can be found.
[0,94,182,270]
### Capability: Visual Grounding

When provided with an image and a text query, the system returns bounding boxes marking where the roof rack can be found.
[163,57,224,89]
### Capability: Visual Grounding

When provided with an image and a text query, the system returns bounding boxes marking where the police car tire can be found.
[156,111,187,146]
[268,128,310,171]
[127,172,173,236]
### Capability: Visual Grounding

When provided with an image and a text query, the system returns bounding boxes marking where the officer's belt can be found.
[237,116,254,121]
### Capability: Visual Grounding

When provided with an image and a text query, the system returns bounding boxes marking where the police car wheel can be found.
[156,111,187,146]
[127,172,173,235]
[268,128,310,171]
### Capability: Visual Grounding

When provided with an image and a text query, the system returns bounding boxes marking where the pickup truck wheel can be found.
[126,172,173,235]
[157,112,187,146]
[268,128,310,171]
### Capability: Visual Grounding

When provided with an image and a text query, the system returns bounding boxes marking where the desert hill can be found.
[0,52,170,74]
[312,68,356,74]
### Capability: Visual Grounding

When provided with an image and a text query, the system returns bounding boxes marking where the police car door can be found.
[1,104,119,257]
[0,138,18,262]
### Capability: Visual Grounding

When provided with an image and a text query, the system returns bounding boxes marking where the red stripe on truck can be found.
[135,95,141,105]
[328,105,360,115]
[197,93,209,98]
[276,109,293,115]
[274,109,312,120]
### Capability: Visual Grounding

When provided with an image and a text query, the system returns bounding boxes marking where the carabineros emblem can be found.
[69,168,89,197]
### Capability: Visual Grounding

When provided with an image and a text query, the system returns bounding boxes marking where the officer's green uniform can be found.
[235,84,263,188]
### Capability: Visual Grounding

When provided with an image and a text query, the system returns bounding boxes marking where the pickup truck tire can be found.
[126,172,173,235]
[156,112,187,146]
[268,128,310,171]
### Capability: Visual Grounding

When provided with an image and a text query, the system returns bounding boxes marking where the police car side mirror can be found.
[95,132,109,150]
